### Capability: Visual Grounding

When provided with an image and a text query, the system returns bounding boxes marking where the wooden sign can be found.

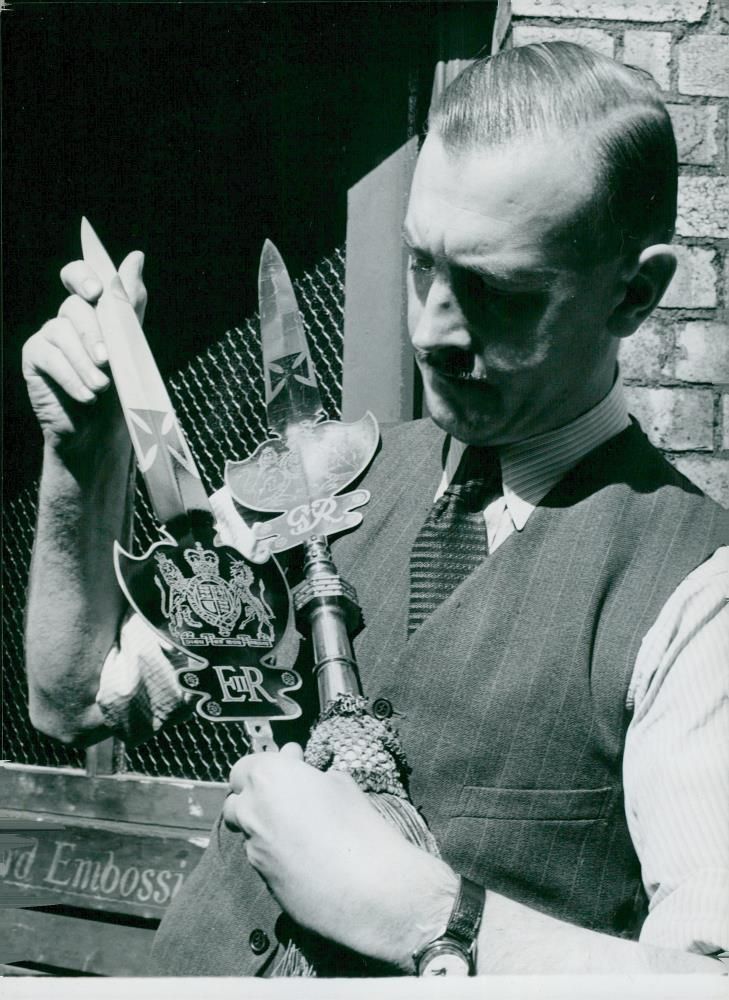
[0,763,227,974]
[0,812,206,920]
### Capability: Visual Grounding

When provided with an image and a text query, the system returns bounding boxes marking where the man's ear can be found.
[607,245,677,338]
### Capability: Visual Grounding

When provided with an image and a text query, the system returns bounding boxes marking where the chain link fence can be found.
[3,248,346,783]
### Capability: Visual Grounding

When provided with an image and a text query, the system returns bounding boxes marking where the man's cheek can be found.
[469,304,550,368]
[477,328,551,373]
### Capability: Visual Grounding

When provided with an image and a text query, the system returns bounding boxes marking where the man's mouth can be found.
[415,347,489,383]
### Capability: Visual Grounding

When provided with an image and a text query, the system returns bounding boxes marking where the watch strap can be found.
[446,875,485,948]
[413,875,485,976]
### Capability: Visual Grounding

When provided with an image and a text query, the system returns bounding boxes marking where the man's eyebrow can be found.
[401,227,558,284]
[465,260,554,284]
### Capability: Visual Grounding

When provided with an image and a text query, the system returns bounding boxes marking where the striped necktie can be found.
[408,445,501,636]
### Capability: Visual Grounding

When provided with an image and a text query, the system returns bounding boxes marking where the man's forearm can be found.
[477,892,723,974]
[26,435,134,746]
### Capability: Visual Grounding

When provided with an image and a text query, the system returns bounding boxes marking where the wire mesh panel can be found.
[0,248,345,782]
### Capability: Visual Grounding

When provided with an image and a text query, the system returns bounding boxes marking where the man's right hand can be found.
[22,251,147,448]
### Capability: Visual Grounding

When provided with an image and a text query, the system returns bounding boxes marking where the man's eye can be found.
[408,254,433,274]
[478,277,511,298]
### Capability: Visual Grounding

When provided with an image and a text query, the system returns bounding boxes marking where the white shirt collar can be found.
[443,377,631,531]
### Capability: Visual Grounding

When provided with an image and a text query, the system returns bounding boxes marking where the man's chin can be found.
[424,389,503,446]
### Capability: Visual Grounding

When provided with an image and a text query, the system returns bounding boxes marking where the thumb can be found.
[279,742,304,761]
[118,250,148,324]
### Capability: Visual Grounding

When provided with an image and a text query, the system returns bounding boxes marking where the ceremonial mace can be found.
[226,241,439,976]
[81,219,303,752]
[84,219,438,975]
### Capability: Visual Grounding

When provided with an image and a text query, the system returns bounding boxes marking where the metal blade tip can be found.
[79,217,120,286]
[260,239,285,268]
[80,216,102,255]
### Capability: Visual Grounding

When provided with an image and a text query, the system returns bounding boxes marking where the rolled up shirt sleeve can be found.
[96,609,194,746]
[624,547,729,956]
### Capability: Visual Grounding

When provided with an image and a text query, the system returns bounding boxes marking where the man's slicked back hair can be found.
[429,41,677,257]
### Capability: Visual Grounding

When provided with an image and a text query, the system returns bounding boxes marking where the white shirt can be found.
[97,379,729,957]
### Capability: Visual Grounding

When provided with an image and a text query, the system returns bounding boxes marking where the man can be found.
[22,42,728,975]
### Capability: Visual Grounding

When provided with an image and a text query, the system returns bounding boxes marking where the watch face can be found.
[418,943,471,977]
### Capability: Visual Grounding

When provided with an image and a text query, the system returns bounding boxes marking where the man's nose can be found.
[409,270,472,353]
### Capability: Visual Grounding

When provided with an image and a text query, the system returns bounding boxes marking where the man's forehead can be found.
[410,136,597,218]
[405,133,600,259]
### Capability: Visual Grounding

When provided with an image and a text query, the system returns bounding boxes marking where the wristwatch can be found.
[413,875,485,976]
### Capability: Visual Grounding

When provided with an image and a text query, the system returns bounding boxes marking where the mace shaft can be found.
[293,534,363,709]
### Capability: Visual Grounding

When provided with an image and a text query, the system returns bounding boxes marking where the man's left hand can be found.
[223,743,459,969]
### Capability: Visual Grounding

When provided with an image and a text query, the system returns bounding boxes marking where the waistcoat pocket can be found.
[454,785,613,822]
[441,786,619,929]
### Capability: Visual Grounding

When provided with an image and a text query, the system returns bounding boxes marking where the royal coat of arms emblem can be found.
[154,542,275,647]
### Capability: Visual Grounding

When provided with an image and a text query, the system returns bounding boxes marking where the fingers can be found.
[22,283,111,407]
[60,250,147,324]
[223,754,256,834]
[44,316,110,394]
[49,247,146,390]
[60,260,103,302]
[118,251,147,323]
[58,294,107,366]
[228,742,304,796]
[225,745,306,834]
[222,790,245,833]
[228,754,252,794]
[23,320,108,404]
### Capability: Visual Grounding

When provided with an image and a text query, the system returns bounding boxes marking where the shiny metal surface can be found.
[297,536,363,708]
[81,217,210,526]
[259,239,325,436]
[226,243,379,555]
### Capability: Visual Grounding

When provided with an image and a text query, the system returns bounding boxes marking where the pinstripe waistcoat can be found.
[152,418,729,976]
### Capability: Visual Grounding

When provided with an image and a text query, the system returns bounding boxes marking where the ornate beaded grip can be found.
[304,693,409,797]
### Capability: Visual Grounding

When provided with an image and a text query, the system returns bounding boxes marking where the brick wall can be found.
[497,0,729,507]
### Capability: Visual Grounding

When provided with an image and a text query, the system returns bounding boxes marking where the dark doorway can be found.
[3,1,495,496]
